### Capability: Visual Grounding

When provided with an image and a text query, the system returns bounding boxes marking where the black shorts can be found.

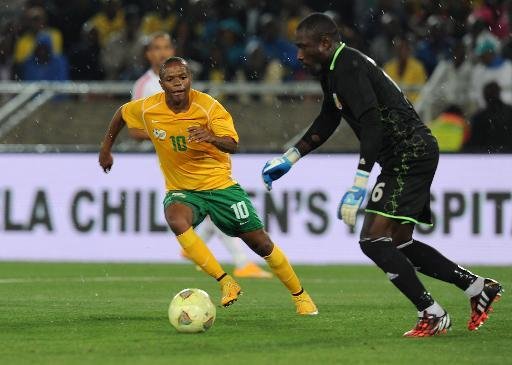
[365,151,439,225]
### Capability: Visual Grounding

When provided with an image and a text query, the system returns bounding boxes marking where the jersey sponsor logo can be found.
[332,93,343,110]
[153,128,167,140]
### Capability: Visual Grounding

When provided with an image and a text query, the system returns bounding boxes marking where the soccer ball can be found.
[168,288,216,333]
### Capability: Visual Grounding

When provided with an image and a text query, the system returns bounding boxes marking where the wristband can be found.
[283,147,301,164]
[353,169,370,188]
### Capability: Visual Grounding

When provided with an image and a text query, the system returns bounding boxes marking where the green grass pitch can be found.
[1,262,510,365]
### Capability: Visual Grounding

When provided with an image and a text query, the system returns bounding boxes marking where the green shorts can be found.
[163,183,264,237]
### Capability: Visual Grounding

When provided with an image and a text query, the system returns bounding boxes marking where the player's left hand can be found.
[337,170,370,226]
[188,126,214,143]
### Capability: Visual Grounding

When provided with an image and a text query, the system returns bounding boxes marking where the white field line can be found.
[0,276,369,285]
[0,276,207,284]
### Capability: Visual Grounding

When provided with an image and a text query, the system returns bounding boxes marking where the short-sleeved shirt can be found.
[121,89,239,191]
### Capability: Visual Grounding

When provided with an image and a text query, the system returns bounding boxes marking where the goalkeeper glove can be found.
[262,147,301,191]
[338,169,370,226]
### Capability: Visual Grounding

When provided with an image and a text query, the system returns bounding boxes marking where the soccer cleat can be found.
[219,275,242,307]
[292,291,318,315]
[233,262,273,279]
[403,311,451,337]
[468,278,503,331]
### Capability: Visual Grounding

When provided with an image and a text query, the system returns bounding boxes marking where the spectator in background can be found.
[14,6,63,66]
[416,40,474,121]
[281,0,312,41]
[471,0,510,39]
[68,22,104,80]
[383,35,427,103]
[463,14,492,63]
[415,15,453,75]
[131,32,175,100]
[20,32,68,81]
[369,13,403,66]
[239,0,271,38]
[87,0,125,46]
[140,0,177,35]
[0,18,19,80]
[359,0,406,41]
[101,5,145,80]
[465,81,512,153]
[246,13,300,81]
[215,19,245,81]
[427,105,469,152]
[503,35,512,62]
[470,35,512,108]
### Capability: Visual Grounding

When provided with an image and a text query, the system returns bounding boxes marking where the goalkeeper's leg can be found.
[394,230,503,331]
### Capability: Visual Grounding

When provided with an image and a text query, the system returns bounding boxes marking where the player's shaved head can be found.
[297,13,340,42]
[159,56,190,79]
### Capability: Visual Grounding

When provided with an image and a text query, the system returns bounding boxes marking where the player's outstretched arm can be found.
[99,107,125,173]
[261,147,301,191]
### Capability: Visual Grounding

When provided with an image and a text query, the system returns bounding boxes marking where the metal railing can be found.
[0,81,323,147]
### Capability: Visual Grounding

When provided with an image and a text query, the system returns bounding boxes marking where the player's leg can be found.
[360,213,450,336]
[195,218,272,278]
[393,224,503,331]
[216,228,273,279]
[238,228,317,315]
[206,184,316,314]
[164,193,240,307]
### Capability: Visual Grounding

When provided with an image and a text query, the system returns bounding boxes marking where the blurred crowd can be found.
[0,0,511,152]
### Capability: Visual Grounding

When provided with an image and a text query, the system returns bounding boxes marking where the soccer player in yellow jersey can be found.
[98,56,318,315]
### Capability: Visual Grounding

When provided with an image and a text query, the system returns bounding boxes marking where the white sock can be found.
[464,277,485,298]
[419,301,445,317]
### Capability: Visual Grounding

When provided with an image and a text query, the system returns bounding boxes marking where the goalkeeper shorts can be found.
[163,183,264,236]
[365,151,439,226]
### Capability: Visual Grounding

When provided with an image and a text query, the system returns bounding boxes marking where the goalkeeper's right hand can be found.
[262,147,301,191]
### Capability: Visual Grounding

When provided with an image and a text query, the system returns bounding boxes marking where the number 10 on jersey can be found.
[230,201,249,219]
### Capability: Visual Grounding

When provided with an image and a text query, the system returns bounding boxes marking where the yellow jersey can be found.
[121,89,238,191]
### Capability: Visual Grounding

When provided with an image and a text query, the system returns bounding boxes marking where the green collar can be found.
[329,42,346,71]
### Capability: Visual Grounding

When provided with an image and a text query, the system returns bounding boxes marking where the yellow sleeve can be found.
[14,34,33,63]
[209,101,239,142]
[121,99,145,130]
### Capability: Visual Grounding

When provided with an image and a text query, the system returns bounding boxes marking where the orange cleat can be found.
[219,275,242,307]
[403,311,451,337]
[292,290,318,315]
[233,262,273,279]
[468,278,503,331]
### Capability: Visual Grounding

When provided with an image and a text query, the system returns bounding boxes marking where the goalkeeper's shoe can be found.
[233,262,273,279]
[403,311,451,337]
[219,275,242,307]
[468,278,503,331]
[292,291,318,315]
